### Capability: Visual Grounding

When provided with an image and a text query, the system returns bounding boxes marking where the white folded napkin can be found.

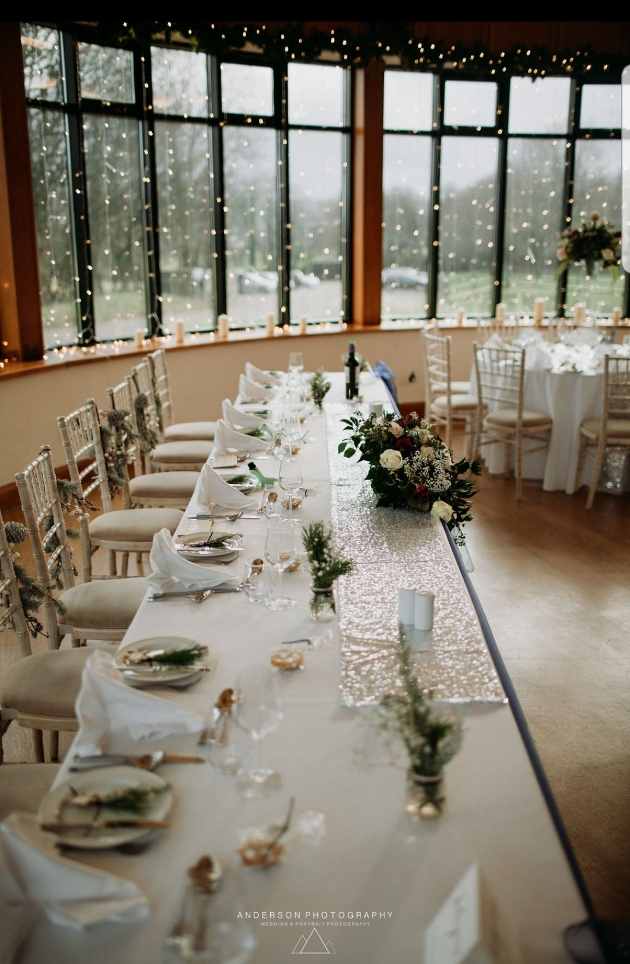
[239,374,274,402]
[483,332,511,350]
[0,812,149,931]
[222,398,264,431]
[199,464,258,513]
[245,362,282,386]
[148,527,240,593]
[524,344,553,371]
[74,649,207,757]
[212,419,269,456]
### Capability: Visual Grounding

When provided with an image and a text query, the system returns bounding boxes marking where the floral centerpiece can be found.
[338,411,480,536]
[556,211,621,281]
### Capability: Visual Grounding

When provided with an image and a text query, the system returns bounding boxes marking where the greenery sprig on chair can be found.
[2,521,66,638]
[134,392,160,453]
[99,409,137,495]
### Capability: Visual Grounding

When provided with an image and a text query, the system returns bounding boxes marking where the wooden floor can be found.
[1,468,629,919]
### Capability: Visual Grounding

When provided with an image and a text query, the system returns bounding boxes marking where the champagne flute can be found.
[235,666,284,797]
[288,351,304,376]
[278,458,303,525]
[264,521,297,611]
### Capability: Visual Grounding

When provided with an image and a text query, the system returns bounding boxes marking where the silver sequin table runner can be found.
[327,404,504,705]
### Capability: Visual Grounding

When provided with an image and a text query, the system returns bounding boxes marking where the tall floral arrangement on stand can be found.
[556,211,621,281]
[338,412,480,540]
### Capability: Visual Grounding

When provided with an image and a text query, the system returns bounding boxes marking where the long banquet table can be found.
[20,373,587,964]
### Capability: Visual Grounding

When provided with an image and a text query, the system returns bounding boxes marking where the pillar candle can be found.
[369,401,384,418]
[534,298,545,326]
[496,303,506,322]
[456,308,466,326]
[266,313,276,337]
[612,307,621,324]
[218,313,229,340]
[414,590,435,631]
[299,315,308,335]
[398,587,416,625]
[175,320,185,345]
[134,329,144,350]
[574,303,585,322]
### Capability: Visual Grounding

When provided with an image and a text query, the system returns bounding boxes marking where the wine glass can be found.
[235,666,284,797]
[264,521,298,611]
[288,351,304,376]
[278,458,303,525]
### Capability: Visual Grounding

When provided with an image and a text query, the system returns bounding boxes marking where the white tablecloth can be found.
[471,361,603,493]
[17,374,585,963]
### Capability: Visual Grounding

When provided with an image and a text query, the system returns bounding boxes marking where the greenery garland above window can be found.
[84,21,626,82]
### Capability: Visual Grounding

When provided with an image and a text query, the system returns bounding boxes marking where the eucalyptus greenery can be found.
[302,521,354,590]
[374,635,463,789]
[134,392,159,453]
[309,369,331,412]
[99,409,137,495]
[68,784,167,816]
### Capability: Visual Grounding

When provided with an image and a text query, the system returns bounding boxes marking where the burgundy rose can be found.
[396,436,413,452]
[414,484,429,501]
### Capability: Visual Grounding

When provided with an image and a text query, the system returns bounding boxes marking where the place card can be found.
[424,865,520,964]
[213,454,238,468]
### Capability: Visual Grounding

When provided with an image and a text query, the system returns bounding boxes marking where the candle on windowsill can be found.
[266,313,276,337]
[218,314,229,340]
[299,315,308,336]
[574,303,585,322]
[456,308,465,326]
[612,306,621,324]
[175,320,185,345]
[134,329,144,350]
[534,297,545,327]
[495,303,506,322]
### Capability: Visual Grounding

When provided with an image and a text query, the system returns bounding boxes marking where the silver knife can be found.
[149,586,242,600]
[188,513,260,520]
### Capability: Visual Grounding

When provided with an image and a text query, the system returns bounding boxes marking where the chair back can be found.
[0,509,31,658]
[14,446,76,649]
[149,348,174,428]
[605,355,630,423]
[57,399,112,511]
[473,343,525,419]
[132,359,164,443]
[107,376,143,480]
[422,327,452,442]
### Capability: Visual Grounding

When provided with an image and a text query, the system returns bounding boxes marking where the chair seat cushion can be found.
[130,472,199,501]
[60,577,148,632]
[485,408,552,429]
[152,441,213,464]
[450,381,470,394]
[164,422,216,442]
[432,394,478,413]
[0,763,61,821]
[581,418,630,439]
[0,648,91,718]
[90,508,182,543]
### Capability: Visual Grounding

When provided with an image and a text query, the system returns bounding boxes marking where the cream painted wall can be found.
[0,327,479,489]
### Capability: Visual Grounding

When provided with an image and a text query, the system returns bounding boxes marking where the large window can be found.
[382,70,626,319]
[20,25,627,345]
[22,25,350,346]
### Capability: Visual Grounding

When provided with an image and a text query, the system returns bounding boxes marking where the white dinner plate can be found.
[39,766,172,850]
[175,532,244,560]
[115,636,215,684]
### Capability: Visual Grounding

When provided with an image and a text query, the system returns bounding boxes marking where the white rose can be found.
[601,248,614,261]
[418,430,431,443]
[420,445,435,461]
[431,500,453,521]
[388,422,404,438]
[380,449,404,471]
